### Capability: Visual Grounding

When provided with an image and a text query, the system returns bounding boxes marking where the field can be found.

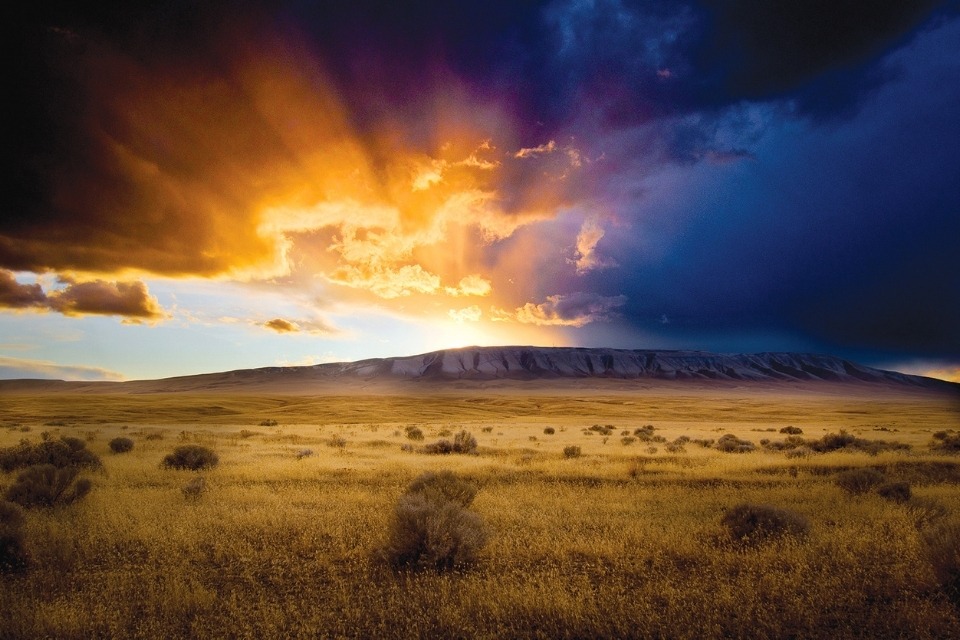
[1,383,959,639]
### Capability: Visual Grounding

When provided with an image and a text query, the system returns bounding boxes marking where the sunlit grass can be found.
[0,389,958,638]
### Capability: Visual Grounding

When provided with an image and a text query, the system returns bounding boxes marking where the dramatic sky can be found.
[3,0,959,381]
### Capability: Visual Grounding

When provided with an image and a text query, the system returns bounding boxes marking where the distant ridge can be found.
[1,347,957,395]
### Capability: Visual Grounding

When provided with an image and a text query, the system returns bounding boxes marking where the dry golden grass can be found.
[0,386,958,638]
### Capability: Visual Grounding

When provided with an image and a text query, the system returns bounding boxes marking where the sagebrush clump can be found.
[563,445,582,459]
[162,445,218,471]
[877,481,911,502]
[108,437,134,453]
[835,468,885,495]
[931,431,960,454]
[924,519,960,608]
[0,501,28,572]
[812,431,910,455]
[383,471,487,571]
[722,503,811,544]
[4,464,92,508]
[0,436,101,472]
[715,434,755,453]
[423,430,477,455]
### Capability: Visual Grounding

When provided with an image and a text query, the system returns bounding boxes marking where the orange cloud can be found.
[449,306,483,323]
[260,317,337,335]
[262,318,298,333]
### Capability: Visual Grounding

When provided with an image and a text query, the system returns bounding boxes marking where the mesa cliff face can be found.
[309,346,941,387]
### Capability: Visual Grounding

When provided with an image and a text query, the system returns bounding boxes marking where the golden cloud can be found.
[3,22,604,338]
[448,306,483,323]
[260,317,338,335]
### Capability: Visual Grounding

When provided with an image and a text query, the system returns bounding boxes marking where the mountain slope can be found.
[4,346,952,395]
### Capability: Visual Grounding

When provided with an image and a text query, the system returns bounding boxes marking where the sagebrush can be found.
[383,471,487,571]
[4,464,92,508]
[162,445,218,471]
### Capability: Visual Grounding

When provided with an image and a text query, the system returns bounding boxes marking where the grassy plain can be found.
[1,383,958,639]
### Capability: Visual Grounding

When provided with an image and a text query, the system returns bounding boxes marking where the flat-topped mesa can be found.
[316,346,944,388]
[1,346,955,394]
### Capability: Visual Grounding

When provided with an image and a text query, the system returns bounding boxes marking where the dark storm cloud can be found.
[694,0,948,103]
[600,19,960,361]
[0,271,47,309]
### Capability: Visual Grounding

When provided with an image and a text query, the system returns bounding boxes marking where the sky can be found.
[3,0,959,382]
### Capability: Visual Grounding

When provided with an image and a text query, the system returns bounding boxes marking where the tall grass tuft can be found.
[835,468,885,495]
[876,481,911,502]
[924,519,960,608]
[722,503,810,544]
[0,501,28,572]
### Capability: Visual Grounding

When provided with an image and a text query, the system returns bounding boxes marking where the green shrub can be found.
[715,434,755,453]
[563,445,582,459]
[877,481,911,503]
[0,501,28,572]
[722,503,810,544]
[162,445,218,471]
[383,472,487,572]
[0,437,101,472]
[543,427,555,435]
[259,419,279,427]
[108,437,134,454]
[405,426,424,441]
[835,468,885,495]
[780,426,803,435]
[4,464,92,508]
